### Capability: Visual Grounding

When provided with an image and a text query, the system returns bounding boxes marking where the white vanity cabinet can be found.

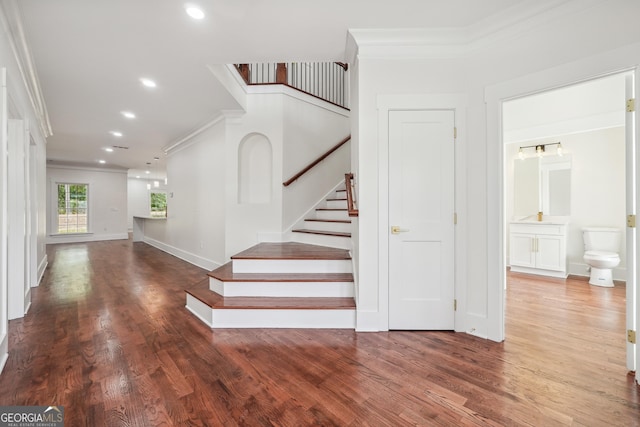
[509,222,567,278]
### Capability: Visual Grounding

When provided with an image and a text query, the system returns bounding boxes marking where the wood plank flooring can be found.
[0,239,638,426]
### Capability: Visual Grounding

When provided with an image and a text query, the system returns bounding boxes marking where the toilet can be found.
[582,227,621,287]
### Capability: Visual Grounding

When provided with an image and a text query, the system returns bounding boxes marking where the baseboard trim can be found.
[355,310,382,331]
[568,262,626,282]
[143,237,221,271]
[0,334,8,375]
[46,233,128,244]
[35,255,47,287]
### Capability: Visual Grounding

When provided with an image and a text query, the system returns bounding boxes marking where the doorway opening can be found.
[502,71,635,373]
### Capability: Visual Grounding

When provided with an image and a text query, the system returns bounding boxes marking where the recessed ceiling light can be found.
[104,147,114,152]
[110,131,123,137]
[98,160,106,164]
[136,175,141,179]
[185,6,205,19]
[121,111,136,119]
[145,170,150,174]
[140,78,157,88]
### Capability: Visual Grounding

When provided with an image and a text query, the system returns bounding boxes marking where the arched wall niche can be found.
[238,133,272,204]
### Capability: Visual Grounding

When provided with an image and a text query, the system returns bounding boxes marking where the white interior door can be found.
[388,110,455,330]
[629,71,639,381]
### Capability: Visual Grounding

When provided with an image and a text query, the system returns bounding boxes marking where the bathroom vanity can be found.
[509,218,568,278]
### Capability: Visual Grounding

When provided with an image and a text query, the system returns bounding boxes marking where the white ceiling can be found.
[17,0,563,176]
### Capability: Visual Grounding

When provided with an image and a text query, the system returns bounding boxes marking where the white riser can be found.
[210,308,356,329]
[291,232,351,250]
[315,210,349,221]
[185,295,214,327]
[232,258,352,274]
[303,220,351,233]
[325,200,347,209]
[209,277,354,297]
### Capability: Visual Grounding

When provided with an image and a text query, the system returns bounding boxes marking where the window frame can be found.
[149,190,167,218]
[51,181,91,236]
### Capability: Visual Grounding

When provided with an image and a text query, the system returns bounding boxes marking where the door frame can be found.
[486,62,638,381]
[376,93,467,332]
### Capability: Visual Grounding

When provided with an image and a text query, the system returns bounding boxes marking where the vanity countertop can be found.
[510,215,569,225]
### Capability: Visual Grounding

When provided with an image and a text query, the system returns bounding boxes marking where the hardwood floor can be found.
[0,239,638,426]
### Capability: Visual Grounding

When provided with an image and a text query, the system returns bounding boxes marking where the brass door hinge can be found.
[454,127,457,139]
[454,299,457,311]
[454,213,458,225]
[627,98,636,113]
[627,214,636,228]
[628,329,636,344]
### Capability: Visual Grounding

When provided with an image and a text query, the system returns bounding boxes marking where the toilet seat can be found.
[584,250,619,259]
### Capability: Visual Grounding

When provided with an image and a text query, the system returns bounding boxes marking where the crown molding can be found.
[348,0,601,60]
[0,0,52,138]
[163,114,226,156]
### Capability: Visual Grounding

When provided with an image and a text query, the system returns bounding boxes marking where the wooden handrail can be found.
[345,173,359,217]
[282,136,351,187]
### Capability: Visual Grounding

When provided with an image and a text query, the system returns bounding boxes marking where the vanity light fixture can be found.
[518,142,563,159]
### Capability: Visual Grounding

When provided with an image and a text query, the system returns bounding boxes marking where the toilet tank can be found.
[582,227,621,252]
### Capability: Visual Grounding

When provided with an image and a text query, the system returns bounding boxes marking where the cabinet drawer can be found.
[510,224,564,235]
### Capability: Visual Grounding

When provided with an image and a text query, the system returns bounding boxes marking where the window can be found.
[57,183,88,233]
[150,191,167,218]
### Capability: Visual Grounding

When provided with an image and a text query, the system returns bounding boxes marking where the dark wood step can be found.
[326,198,347,201]
[186,284,355,310]
[208,262,353,282]
[304,219,351,224]
[231,242,351,261]
[292,229,351,238]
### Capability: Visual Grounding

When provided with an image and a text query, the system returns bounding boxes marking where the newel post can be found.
[276,63,287,84]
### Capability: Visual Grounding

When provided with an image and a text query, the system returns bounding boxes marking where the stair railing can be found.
[345,173,359,217]
[282,136,351,187]
[235,62,349,109]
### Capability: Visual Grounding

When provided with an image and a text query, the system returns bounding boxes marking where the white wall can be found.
[506,127,626,278]
[348,0,640,338]
[46,165,128,243]
[0,2,51,373]
[282,94,350,228]
[144,120,227,270]
[141,86,351,269]
[127,178,150,230]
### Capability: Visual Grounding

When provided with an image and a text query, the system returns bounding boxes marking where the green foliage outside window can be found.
[57,183,88,233]
[150,192,167,218]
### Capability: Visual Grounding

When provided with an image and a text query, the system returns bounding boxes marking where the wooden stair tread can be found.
[187,285,355,310]
[208,262,353,282]
[292,229,351,238]
[231,242,351,260]
[326,198,347,201]
[304,219,351,224]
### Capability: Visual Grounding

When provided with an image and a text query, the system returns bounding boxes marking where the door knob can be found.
[391,226,409,234]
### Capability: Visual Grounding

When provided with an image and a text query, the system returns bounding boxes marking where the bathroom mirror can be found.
[513,154,571,216]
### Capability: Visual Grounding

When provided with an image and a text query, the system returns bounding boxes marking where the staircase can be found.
[185,186,356,329]
[290,187,352,249]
